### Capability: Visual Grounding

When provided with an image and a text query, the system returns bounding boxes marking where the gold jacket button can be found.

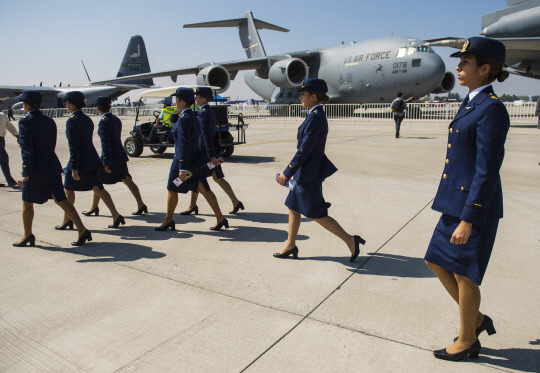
[443,174,447,179]
[448,143,452,149]
[456,129,460,133]
[449,128,453,133]
[445,159,449,164]
[461,186,464,191]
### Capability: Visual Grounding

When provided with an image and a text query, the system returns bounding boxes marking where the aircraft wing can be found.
[0,86,59,102]
[91,57,270,85]
[91,51,315,86]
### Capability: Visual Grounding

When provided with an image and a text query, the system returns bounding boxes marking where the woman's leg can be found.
[122,175,145,209]
[93,186,120,222]
[197,182,224,225]
[86,192,101,211]
[443,274,481,354]
[279,208,301,254]
[425,261,486,329]
[161,191,178,226]
[183,191,199,212]
[313,216,355,254]
[54,196,87,237]
[61,189,76,225]
[212,172,240,207]
[19,201,34,241]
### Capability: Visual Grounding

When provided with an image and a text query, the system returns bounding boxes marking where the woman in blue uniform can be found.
[81,96,147,216]
[57,91,125,230]
[14,90,91,247]
[424,37,510,361]
[275,78,365,261]
[155,88,227,231]
[180,87,244,216]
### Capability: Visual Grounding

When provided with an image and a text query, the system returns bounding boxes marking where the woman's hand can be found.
[17,176,28,187]
[276,173,288,186]
[72,169,80,181]
[179,170,187,181]
[105,166,112,174]
[451,220,472,245]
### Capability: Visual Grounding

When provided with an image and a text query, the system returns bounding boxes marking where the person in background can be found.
[180,87,244,216]
[147,98,177,143]
[424,37,510,362]
[14,90,91,247]
[390,92,407,138]
[0,110,19,187]
[58,91,125,231]
[81,96,147,216]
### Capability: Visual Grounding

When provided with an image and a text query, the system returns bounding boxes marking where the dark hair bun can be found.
[497,70,510,82]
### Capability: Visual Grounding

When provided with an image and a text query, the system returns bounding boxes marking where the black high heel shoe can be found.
[54,220,74,230]
[349,235,366,262]
[180,205,198,215]
[71,230,92,246]
[131,204,148,215]
[108,215,125,229]
[433,339,481,361]
[273,246,299,259]
[454,315,496,342]
[82,207,99,216]
[210,218,229,231]
[13,234,35,247]
[229,201,245,214]
[155,220,175,231]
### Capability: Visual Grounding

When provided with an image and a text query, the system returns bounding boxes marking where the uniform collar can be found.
[309,104,322,114]
[200,104,210,110]
[468,84,492,103]
[180,107,192,116]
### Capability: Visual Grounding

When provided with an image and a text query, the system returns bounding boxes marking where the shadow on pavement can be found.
[477,344,540,372]
[182,225,309,243]
[228,212,310,224]
[225,155,276,164]
[36,242,166,263]
[351,252,436,278]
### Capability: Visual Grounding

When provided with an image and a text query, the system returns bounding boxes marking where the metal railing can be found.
[4,102,537,123]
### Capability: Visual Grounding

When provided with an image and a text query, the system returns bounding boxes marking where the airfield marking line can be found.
[239,198,436,372]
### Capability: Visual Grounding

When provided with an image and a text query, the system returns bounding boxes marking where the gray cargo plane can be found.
[0,35,154,110]
[427,0,540,80]
[92,11,454,103]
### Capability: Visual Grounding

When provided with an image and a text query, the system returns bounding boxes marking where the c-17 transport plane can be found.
[92,11,454,103]
[0,35,154,110]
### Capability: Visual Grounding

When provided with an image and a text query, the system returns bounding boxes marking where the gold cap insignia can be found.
[461,39,470,53]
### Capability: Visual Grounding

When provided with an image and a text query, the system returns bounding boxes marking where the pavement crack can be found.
[239,198,435,372]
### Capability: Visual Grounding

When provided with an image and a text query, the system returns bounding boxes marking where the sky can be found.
[1,0,538,101]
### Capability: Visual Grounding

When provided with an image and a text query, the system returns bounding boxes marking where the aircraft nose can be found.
[417,53,446,91]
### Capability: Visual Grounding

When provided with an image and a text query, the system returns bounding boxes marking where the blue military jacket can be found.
[97,112,128,167]
[197,104,222,159]
[65,110,100,171]
[171,108,201,171]
[432,86,510,226]
[18,110,63,179]
[283,105,337,182]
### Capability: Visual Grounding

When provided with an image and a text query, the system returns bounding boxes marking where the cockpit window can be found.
[408,47,417,55]
[417,45,433,53]
[397,47,407,58]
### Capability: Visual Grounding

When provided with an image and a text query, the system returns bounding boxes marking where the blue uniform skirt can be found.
[166,164,210,194]
[425,213,500,285]
[22,173,67,204]
[285,181,330,219]
[98,163,130,185]
[204,164,224,179]
[64,166,104,191]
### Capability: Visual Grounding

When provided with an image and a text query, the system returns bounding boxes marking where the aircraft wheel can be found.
[150,146,167,154]
[124,136,143,157]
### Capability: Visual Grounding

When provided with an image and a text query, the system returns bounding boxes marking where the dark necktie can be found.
[458,94,470,113]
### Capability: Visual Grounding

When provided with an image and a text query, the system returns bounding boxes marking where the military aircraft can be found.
[426,0,540,80]
[0,35,154,110]
[92,11,455,103]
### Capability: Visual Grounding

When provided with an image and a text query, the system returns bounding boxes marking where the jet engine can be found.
[196,65,230,93]
[431,72,455,94]
[268,58,309,88]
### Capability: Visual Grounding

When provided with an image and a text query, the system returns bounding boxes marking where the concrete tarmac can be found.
[0,115,539,372]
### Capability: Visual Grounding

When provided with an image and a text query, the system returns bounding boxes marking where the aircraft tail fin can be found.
[116,35,153,86]
[184,11,289,59]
